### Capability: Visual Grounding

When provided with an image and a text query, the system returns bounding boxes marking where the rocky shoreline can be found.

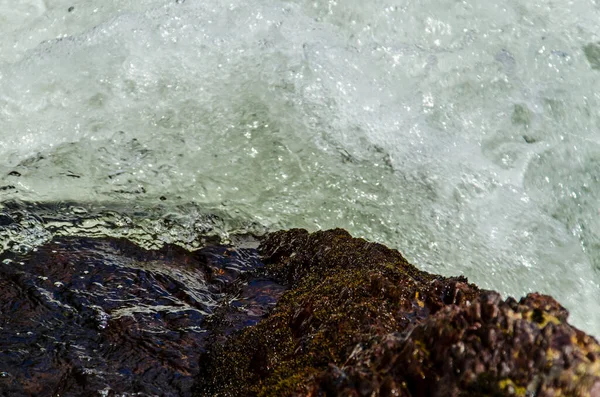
[0,228,598,396]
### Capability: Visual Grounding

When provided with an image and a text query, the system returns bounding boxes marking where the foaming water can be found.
[1,0,600,335]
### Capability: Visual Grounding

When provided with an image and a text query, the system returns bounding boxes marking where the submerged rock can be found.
[196,228,600,396]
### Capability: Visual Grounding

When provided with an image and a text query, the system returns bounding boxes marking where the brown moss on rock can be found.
[317,291,600,396]
[195,229,600,396]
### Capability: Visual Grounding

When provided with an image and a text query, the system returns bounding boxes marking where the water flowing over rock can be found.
[0,236,283,396]
[0,228,598,396]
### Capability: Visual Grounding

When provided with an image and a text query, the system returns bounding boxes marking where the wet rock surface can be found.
[196,228,600,396]
[1,228,599,396]
[0,236,284,396]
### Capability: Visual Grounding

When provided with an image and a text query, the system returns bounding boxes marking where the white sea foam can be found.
[1,0,600,335]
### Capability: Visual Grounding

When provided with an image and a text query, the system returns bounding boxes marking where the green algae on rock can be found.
[196,228,600,396]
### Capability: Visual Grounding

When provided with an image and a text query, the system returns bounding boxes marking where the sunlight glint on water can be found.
[1,0,600,335]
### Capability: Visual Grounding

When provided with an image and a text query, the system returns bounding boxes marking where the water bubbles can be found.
[0,0,598,338]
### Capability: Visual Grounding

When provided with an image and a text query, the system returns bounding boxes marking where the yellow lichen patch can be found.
[525,310,561,328]
[575,360,600,377]
[414,340,430,358]
[546,348,561,365]
[505,309,523,321]
[574,334,600,355]
[415,291,425,308]
[498,378,527,396]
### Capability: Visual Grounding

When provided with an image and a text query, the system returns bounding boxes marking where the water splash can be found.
[0,0,599,335]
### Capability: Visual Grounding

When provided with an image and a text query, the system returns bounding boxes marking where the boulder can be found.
[1,228,598,396]
[196,229,600,397]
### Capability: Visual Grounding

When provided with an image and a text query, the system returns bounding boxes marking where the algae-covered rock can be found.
[196,229,600,396]
[1,227,597,396]
[316,291,600,396]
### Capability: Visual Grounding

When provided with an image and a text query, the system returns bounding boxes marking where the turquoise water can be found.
[1,0,599,335]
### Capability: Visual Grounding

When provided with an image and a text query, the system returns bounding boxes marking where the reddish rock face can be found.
[0,236,283,396]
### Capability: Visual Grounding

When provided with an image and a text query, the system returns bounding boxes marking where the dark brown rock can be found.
[316,291,600,396]
[0,236,281,396]
[196,229,600,397]
[2,228,598,396]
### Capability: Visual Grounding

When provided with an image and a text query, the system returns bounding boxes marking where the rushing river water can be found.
[0,0,599,336]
